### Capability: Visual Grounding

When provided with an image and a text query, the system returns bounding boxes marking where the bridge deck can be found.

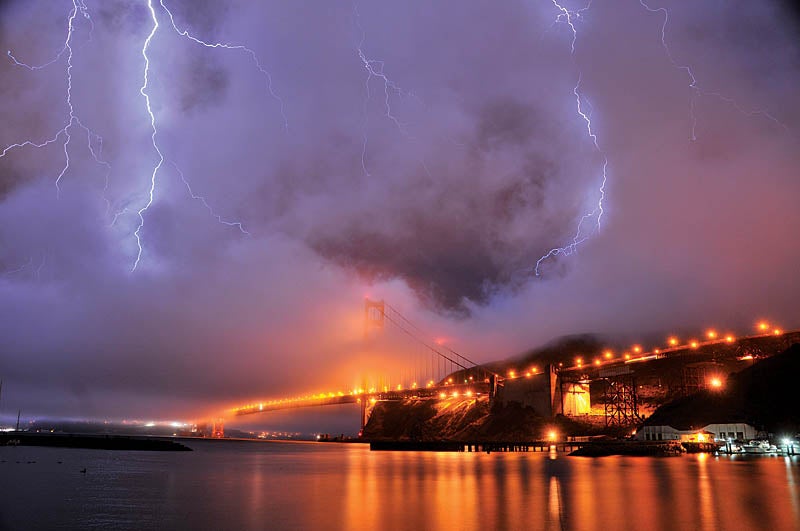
[233,382,490,416]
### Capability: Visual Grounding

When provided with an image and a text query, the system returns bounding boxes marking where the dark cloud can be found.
[178,56,229,112]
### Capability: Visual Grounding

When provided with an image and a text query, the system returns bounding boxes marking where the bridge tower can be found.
[364,298,385,336]
[211,418,224,438]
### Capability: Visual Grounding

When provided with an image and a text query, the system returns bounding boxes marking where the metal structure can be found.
[603,375,640,427]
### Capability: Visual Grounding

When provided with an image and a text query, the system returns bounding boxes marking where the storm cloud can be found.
[0,0,798,424]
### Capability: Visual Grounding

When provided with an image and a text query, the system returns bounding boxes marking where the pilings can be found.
[369,440,585,452]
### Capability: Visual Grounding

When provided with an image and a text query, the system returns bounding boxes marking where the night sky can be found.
[0,0,799,426]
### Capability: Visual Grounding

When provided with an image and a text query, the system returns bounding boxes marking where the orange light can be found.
[370,398,377,404]
[725,335,735,343]
[509,370,516,378]
[774,329,782,336]
[633,345,642,353]
[439,392,446,399]
[624,353,631,360]
[525,372,531,378]
[709,377,723,389]
[594,359,601,366]
[706,330,717,339]
[452,392,459,398]
[604,350,613,359]
[689,340,699,349]
[668,337,678,346]
[531,367,539,374]
[575,357,582,364]
[654,349,661,354]
[465,391,473,397]
[758,322,769,331]
[547,430,557,442]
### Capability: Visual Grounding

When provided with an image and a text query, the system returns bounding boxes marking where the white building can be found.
[637,422,757,442]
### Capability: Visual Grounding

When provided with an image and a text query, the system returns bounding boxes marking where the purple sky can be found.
[0,0,799,428]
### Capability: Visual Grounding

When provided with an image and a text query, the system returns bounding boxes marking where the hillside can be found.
[644,343,800,433]
[362,397,583,442]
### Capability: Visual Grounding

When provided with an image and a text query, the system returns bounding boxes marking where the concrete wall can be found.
[497,366,559,416]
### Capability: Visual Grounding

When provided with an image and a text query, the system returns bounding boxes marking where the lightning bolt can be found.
[35,253,47,280]
[638,0,788,139]
[159,0,288,132]
[353,3,410,177]
[2,1,110,200]
[534,0,606,277]
[2,257,33,277]
[133,0,267,271]
[172,162,249,235]
[131,0,164,272]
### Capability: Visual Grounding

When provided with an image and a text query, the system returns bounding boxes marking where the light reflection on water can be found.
[0,440,798,530]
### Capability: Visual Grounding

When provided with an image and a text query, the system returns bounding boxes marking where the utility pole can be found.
[16,410,20,432]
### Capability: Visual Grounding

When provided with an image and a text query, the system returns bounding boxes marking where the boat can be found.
[742,440,776,454]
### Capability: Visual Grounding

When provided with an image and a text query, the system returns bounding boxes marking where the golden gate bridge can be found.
[210,300,797,438]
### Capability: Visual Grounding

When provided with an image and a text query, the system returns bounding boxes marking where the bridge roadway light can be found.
[604,350,613,359]
[668,337,679,347]
[774,328,783,335]
[706,330,717,340]
[709,377,723,389]
[725,335,735,343]
[547,430,557,442]
[439,392,446,399]
[690,340,699,349]
[633,345,642,354]
[757,321,770,332]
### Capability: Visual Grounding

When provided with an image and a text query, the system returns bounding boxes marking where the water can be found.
[1,440,798,530]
